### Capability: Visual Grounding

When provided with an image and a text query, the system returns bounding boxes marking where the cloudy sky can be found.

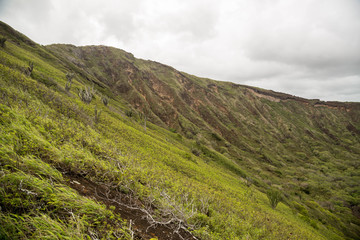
[1,0,360,101]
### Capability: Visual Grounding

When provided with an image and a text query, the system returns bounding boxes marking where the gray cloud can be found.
[245,1,360,63]
[0,0,359,101]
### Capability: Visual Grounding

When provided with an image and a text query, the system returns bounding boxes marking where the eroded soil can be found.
[65,172,196,240]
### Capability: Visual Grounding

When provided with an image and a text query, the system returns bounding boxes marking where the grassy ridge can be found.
[0,21,359,239]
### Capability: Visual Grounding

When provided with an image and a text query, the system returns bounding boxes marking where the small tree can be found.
[101,95,108,106]
[0,37,6,48]
[65,72,74,92]
[267,189,282,209]
[78,86,94,104]
[25,61,34,77]
[94,105,101,124]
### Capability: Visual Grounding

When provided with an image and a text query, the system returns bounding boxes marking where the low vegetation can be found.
[0,21,359,239]
[0,37,6,48]
[267,189,282,209]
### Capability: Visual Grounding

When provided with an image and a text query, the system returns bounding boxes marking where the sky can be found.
[1,0,360,101]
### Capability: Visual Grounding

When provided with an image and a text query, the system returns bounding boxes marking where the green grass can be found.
[1,21,359,239]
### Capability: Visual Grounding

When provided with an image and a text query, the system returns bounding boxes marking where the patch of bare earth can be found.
[65,172,197,240]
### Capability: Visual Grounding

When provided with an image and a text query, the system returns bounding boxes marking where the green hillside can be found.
[0,21,359,239]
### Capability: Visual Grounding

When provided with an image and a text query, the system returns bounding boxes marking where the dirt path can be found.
[65,172,196,240]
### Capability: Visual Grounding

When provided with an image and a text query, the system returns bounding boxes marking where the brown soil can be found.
[65,172,196,240]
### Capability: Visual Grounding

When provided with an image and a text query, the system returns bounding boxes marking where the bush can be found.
[25,62,34,77]
[191,149,201,156]
[0,37,6,48]
[101,95,108,106]
[267,189,282,209]
[188,213,209,228]
[78,86,94,104]
[65,72,74,92]
[94,105,101,124]
[125,110,133,117]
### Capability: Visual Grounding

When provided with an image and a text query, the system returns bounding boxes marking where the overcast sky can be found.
[1,0,360,101]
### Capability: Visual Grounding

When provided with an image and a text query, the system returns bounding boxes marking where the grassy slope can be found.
[48,40,360,239]
[0,21,359,239]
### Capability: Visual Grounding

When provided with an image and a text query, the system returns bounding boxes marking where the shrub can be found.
[188,213,209,228]
[101,95,108,106]
[267,189,282,209]
[94,105,101,124]
[25,62,34,77]
[0,37,6,48]
[78,86,94,104]
[125,110,133,117]
[191,149,201,156]
[65,72,74,92]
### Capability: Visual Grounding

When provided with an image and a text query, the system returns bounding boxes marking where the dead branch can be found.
[93,185,198,240]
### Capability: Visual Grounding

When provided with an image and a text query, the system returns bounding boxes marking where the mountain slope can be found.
[0,21,359,239]
[47,42,360,238]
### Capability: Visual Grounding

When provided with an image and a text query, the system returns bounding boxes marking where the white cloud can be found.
[0,0,359,101]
